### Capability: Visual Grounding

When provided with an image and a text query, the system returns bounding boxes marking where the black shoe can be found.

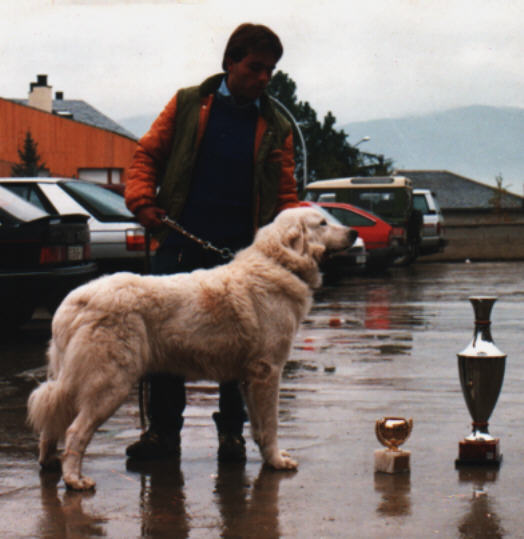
[125,429,181,460]
[217,433,247,463]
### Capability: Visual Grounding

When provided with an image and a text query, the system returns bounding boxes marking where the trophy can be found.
[456,296,506,467]
[374,417,413,473]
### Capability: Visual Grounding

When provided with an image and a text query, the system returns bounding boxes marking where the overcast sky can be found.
[2,0,524,132]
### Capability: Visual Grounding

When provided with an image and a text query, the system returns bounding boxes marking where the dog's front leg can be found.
[244,360,297,470]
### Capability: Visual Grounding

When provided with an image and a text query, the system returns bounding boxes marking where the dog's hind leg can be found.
[61,384,132,491]
[243,360,297,471]
[38,431,61,471]
[61,410,99,491]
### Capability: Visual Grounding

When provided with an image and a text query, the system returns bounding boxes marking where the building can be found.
[0,75,137,184]
[397,169,524,261]
[397,169,524,223]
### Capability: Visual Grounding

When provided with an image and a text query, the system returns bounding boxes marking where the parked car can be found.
[304,176,420,263]
[315,201,401,270]
[0,186,97,328]
[300,202,368,280]
[0,178,155,274]
[413,189,447,256]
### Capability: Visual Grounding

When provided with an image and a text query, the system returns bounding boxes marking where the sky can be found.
[2,0,524,133]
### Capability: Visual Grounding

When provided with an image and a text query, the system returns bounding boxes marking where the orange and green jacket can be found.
[125,74,299,244]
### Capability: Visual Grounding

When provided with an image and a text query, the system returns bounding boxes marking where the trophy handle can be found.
[375,420,391,449]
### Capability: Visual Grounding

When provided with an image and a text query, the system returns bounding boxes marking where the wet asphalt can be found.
[1,261,524,538]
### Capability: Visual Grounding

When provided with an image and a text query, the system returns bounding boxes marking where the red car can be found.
[315,202,402,270]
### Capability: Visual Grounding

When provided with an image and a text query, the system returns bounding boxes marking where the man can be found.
[125,23,299,462]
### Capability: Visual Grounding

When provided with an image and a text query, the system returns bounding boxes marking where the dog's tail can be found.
[27,380,73,440]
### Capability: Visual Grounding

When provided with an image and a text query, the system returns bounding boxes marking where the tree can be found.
[268,71,393,187]
[490,173,512,218]
[11,131,48,177]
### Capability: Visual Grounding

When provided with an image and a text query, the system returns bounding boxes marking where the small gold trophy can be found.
[375,417,413,473]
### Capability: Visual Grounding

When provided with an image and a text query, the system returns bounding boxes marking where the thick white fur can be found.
[27,207,353,490]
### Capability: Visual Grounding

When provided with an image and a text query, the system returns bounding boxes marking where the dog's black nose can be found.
[348,229,358,246]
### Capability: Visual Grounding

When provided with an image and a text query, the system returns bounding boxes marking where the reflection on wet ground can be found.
[456,469,505,539]
[1,262,524,537]
[374,472,411,517]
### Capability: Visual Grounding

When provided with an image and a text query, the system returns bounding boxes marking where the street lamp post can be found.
[269,96,308,190]
[355,136,371,147]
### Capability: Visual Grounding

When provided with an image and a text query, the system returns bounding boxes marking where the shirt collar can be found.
[217,77,261,109]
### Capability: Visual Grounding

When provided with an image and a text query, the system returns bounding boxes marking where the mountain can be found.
[119,105,524,195]
[118,114,155,139]
[342,105,524,195]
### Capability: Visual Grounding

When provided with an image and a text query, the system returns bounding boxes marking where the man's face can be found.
[225,50,277,102]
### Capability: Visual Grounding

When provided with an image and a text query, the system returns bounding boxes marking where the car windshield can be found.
[0,185,49,223]
[305,203,345,226]
[413,194,430,214]
[324,207,374,227]
[61,181,135,222]
[306,187,411,225]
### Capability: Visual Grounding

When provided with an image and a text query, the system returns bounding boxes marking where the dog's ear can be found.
[292,219,326,264]
[255,217,321,287]
[283,221,307,255]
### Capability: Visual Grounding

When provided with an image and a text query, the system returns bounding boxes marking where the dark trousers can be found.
[147,242,248,436]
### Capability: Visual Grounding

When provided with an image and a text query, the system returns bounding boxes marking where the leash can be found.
[161,215,235,261]
[138,377,149,433]
[139,230,152,433]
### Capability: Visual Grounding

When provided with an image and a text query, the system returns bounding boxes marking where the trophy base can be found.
[455,438,502,468]
[374,448,410,474]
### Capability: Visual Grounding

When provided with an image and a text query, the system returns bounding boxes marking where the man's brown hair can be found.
[222,23,283,70]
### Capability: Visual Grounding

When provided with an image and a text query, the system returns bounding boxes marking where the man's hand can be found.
[136,206,167,229]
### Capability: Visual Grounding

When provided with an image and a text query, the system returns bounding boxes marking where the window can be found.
[413,194,430,214]
[78,168,122,184]
[327,208,374,227]
[1,183,56,213]
[0,185,49,223]
[61,181,134,221]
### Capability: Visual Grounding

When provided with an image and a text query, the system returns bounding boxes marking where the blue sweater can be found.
[165,93,258,249]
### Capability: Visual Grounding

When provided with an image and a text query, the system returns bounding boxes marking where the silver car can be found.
[413,188,447,256]
[0,178,153,274]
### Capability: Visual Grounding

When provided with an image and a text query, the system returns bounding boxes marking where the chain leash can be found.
[160,216,234,261]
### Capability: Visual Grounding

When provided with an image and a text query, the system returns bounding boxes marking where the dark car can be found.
[0,178,155,274]
[0,186,97,328]
[316,202,402,270]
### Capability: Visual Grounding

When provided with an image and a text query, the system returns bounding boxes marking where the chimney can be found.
[28,74,52,113]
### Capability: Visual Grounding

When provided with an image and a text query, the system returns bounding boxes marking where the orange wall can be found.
[0,98,137,182]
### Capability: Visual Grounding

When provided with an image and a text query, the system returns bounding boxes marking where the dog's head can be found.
[255,206,356,288]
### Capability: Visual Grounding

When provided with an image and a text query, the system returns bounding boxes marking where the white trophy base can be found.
[374,448,411,474]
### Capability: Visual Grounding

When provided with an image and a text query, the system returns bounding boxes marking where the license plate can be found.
[67,245,83,261]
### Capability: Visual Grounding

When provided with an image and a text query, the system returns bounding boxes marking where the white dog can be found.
[28,207,355,490]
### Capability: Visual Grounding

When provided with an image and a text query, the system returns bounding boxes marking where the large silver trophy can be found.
[456,296,506,467]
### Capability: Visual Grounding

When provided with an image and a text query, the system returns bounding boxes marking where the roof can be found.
[396,169,524,210]
[306,176,411,189]
[10,98,136,140]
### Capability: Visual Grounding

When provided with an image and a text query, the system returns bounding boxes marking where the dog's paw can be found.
[267,450,298,470]
[63,474,96,491]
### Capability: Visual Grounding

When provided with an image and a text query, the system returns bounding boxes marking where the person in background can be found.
[124,23,299,462]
